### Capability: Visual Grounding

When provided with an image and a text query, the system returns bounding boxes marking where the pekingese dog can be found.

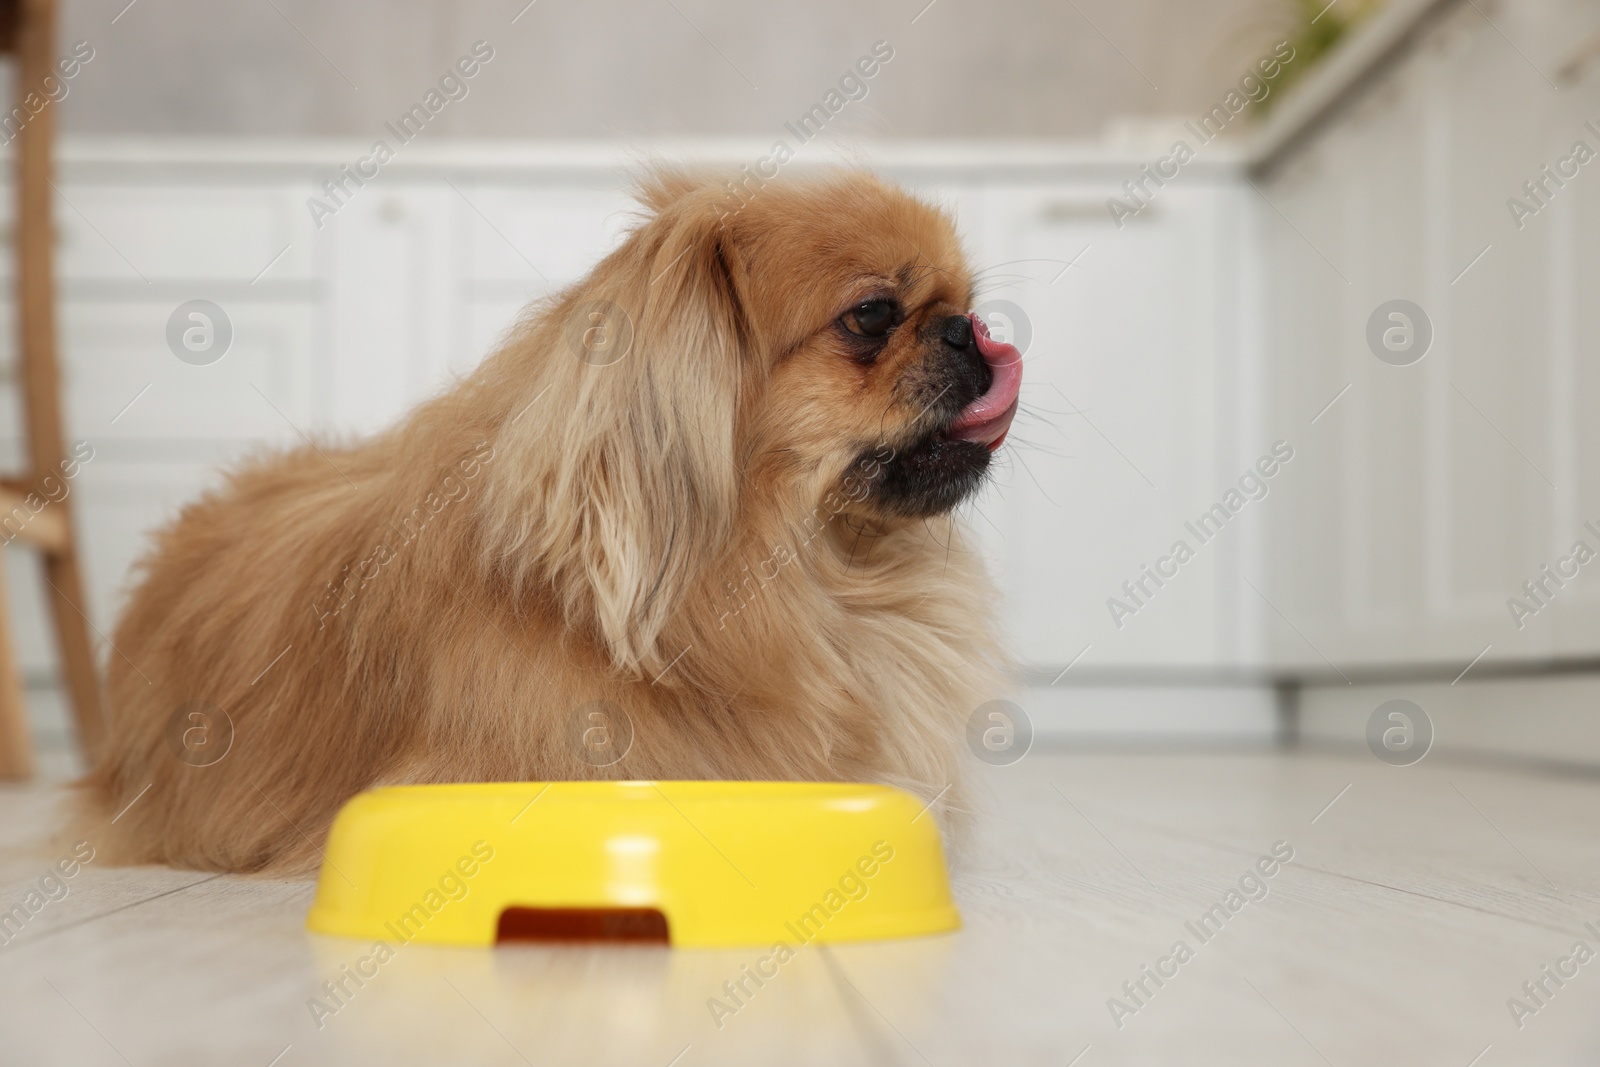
[79,168,1023,873]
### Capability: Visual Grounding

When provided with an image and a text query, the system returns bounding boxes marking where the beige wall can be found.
[50,0,1291,139]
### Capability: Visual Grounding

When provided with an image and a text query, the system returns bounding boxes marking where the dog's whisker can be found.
[1010,448,1061,508]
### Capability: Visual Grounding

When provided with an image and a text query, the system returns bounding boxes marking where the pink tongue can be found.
[945,313,1023,450]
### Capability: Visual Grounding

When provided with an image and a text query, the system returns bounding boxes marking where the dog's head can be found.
[483,169,1021,672]
[720,172,1023,523]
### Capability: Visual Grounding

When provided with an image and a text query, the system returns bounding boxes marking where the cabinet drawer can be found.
[458,184,633,285]
[0,184,315,284]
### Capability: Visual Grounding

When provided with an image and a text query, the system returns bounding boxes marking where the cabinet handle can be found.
[1038,199,1149,223]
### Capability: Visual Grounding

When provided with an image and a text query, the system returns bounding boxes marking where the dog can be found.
[78,168,1023,873]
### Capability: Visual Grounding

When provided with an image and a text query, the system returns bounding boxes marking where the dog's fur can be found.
[79,169,1008,873]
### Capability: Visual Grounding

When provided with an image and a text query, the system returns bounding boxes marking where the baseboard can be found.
[29,673,1600,764]
[1297,674,1600,771]
[1020,684,1280,744]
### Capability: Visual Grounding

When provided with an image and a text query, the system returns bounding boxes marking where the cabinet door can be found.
[1259,38,1454,669]
[320,184,455,434]
[976,179,1241,670]
[2,184,314,285]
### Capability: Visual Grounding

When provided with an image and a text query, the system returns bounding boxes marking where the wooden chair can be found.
[0,0,105,778]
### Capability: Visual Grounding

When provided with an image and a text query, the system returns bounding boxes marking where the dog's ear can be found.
[482,175,752,676]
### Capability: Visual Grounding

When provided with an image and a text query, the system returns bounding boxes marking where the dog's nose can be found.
[938,312,990,398]
[942,314,974,349]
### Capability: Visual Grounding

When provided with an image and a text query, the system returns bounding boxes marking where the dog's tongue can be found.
[945,313,1023,450]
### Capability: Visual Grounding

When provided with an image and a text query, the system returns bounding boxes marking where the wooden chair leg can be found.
[0,549,37,781]
[10,0,105,763]
[42,550,104,760]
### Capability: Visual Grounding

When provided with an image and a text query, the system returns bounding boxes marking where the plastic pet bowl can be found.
[305,781,960,948]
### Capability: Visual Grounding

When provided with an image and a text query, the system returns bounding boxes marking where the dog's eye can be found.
[840,299,898,339]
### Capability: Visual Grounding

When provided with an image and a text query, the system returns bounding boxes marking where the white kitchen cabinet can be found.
[1257,0,1600,670]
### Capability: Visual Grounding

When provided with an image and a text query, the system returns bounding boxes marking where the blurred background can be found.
[5,0,1600,768]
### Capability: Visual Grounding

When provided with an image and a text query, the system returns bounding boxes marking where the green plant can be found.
[1255,0,1386,115]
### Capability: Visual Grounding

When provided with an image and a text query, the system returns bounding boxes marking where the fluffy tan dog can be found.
[79,169,1023,873]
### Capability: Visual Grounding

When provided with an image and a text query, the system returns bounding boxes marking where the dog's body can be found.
[81,170,1019,873]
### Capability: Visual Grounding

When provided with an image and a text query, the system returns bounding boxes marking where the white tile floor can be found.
[3,736,1600,1065]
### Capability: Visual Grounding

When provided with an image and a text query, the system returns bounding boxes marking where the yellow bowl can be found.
[306,781,960,948]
